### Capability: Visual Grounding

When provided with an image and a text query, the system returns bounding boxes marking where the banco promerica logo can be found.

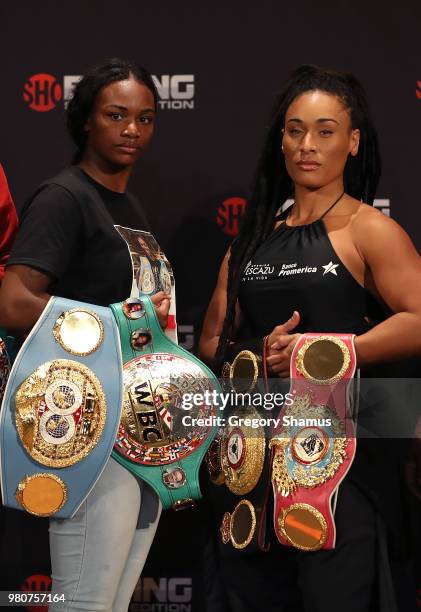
[24,74,194,111]
[23,73,63,112]
[216,197,247,236]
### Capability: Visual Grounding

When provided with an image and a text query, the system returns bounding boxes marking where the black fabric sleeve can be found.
[7,184,83,280]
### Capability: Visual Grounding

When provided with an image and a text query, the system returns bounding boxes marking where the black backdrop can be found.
[1,1,421,610]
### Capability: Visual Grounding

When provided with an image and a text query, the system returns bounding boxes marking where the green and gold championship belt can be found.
[111,296,220,510]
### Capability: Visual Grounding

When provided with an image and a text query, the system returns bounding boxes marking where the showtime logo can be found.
[23,74,63,111]
[216,197,247,236]
[23,74,195,111]
[21,574,51,612]
[130,577,192,612]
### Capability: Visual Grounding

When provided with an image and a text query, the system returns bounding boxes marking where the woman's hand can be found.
[151,291,171,330]
[266,311,301,377]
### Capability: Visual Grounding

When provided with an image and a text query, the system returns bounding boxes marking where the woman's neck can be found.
[78,157,132,193]
[290,182,345,224]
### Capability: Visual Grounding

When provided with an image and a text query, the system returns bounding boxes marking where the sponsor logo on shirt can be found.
[322,261,339,276]
[278,263,317,276]
[242,261,343,281]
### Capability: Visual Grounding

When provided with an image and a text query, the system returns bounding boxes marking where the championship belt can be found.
[111,296,219,510]
[0,297,123,518]
[270,333,357,551]
[218,412,272,552]
[212,349,272,551]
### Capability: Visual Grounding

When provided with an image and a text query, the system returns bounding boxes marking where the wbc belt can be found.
[270,333,357,551]
[111,296,219,510]
[0,297,123,518]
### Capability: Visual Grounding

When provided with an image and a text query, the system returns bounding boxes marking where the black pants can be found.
[206,479,379,612]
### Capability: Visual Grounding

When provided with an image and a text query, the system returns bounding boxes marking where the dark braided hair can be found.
[214,64,381,369]
[67,58,158,164]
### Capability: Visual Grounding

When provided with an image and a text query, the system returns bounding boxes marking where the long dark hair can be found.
[66,57,158,164]
[214,64,381,368]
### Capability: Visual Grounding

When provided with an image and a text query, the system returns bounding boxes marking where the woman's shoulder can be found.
[350,200,397,233]
[350,199,414,254]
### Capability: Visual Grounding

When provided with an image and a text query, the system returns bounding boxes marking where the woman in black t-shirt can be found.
[0,58,170,612]
[199,66,421,611]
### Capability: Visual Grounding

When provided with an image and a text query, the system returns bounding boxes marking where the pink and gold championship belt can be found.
[270,334,357,551]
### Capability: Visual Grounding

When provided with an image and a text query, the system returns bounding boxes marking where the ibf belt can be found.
[111,296,219,510]
[0,298,123,518]
[270,334,357,551]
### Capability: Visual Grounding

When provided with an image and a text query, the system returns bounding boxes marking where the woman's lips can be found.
[117,143,139,154]
[297,161,321,171]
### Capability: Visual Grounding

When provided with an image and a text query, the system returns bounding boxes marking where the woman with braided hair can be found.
[200,65,421,611]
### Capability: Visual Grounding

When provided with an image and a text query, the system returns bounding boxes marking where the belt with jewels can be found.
[209,348,273,552]
[270,333,357,551]
[0,297,123,518]
[111,296,220,510]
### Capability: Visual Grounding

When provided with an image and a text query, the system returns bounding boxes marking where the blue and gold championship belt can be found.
[0,297,123,518]
[111,296,220,510]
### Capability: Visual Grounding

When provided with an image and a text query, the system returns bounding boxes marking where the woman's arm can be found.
[0,265,52,332]
[352,208,421,366]
[199,252,229,364]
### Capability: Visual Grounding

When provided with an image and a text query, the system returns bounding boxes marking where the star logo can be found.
[322,261,339,276]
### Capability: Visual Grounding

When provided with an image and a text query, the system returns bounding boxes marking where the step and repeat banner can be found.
[1,1,421,610]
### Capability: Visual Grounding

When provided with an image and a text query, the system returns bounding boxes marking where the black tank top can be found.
[238,207,387,337]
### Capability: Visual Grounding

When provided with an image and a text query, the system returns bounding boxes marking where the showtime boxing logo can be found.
[23,74,195,111]
[130,577,192,612]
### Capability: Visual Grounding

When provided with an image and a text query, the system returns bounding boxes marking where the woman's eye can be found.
[139,116,154,124]
[287,128,303,136]
[320,129,333,136]
[110,113,123,121]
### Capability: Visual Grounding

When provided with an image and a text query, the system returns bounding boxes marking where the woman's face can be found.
[282,90,360,190]
[84,76,156,168]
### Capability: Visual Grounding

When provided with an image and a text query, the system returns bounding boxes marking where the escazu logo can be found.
[23,74,195,112]
[216,197,247,236]
[416,81,421,100]
[21,574,51,612]
[130,577,192,612]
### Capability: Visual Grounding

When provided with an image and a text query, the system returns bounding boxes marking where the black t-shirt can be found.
[8,167,150,306]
